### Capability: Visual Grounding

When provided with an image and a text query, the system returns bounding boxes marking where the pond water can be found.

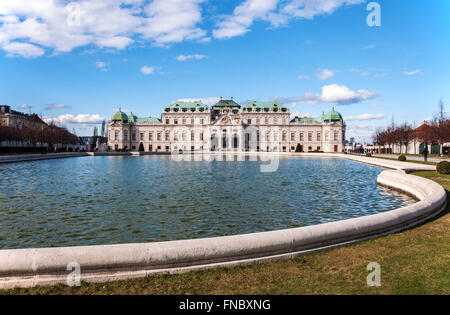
[0,156,416,249]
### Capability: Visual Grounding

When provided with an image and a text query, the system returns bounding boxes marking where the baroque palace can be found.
[108,98,346,153]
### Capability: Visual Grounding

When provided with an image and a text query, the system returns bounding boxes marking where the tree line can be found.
[0,122,80,148]
[373,102,450,155]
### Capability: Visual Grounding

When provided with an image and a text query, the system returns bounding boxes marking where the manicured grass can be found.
[2,173,449,295]
[371,156,438,166]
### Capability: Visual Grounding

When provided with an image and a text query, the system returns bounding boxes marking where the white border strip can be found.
[0,155,446,289]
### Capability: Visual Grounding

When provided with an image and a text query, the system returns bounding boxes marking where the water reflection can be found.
[0,156,416,249]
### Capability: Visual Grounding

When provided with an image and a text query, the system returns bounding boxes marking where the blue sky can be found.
[0,0,449,141]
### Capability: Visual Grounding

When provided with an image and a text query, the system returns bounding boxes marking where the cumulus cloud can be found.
[297,75,309,80]
[44,114,105,125]
[176,54,207,61]
[320,84,378,105]
[0,0,207,57]
[344,113,385,121]
[2,42,45,58]
[315,69,334,80]
[44,104,72,110]
[213,0,365,39]
[402,69,422,76]
[275,84,379,107]
[140,65,157,75]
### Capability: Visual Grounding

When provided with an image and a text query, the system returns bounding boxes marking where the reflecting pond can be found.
[0,156,416,249]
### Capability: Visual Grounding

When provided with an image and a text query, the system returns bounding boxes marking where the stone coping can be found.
[0,154,445,289]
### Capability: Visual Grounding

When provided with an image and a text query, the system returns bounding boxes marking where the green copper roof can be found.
[323,108,343,122]
[168,101,208,109]
[128,112,138,123]
[244,101,287,109]
[136,117,161,123]
[213,99,241,108]
[112,109,128,122]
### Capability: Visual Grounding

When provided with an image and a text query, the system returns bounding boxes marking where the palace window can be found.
[132,133,136,141]
[274,118,278,124]
[317,132,321,141]
[325,132,329,141]
[200,133,204,141]
[165,132,170,141]
[200,119,204,125]
[191,132,195,141]
[256,118,260,125]
[308,133,312,142]
[115,131,119,141]
[299,133,303,141]
[157,132,162,141]
[140,133,144,141]
[174,119,178,125]
[174,132,178,141]
[282,132,287,142]
[123,131,128,141]
[166,119,169,124]
[190,118,194,124]
[265,118,269,125]
[182,132,187,141]
[149,132,153,141]
[248,119,252,124]
[334,131,339,141]
[291,132,295,141]
[182,119,186,125]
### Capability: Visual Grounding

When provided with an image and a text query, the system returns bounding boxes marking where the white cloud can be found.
[44,114,105,125]
[321,84,378,105]
[176,54,207,61]
[140,65,156,75]
[45,103,72,110]
[315,69,334,80]
[0,0,207,57]
[360,71,370,76]
[2,42,44,58]
[297,75,309,80]
[363,44,376,49]
[344,113,385,121]
[213,0,279,39]
[403,69,422,76]
[213,0,365,39]
[19,104,32,110]
[138,0,207,45]
[276,84,379,106]
[96,61,109,72]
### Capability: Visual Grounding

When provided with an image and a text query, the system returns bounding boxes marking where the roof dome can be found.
[112,109,128,122]
[128,112,138,123]
[323,107,343,122]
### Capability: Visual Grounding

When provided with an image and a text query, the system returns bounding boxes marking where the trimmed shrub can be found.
[398,154,407,161]
[366,153,372,157]
[295,144,303,153]
[138,142,144,152]
[437,161,450,175]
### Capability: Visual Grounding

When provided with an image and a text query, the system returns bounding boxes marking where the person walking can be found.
[423,145,429,162]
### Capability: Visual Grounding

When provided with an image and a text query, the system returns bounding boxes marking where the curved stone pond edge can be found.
[0,154,446,289]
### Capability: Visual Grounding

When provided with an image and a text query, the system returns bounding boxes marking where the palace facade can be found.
[108,99,346,153]
[0,105,46,130]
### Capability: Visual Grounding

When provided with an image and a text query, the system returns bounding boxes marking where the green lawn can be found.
[2,172,449,295]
